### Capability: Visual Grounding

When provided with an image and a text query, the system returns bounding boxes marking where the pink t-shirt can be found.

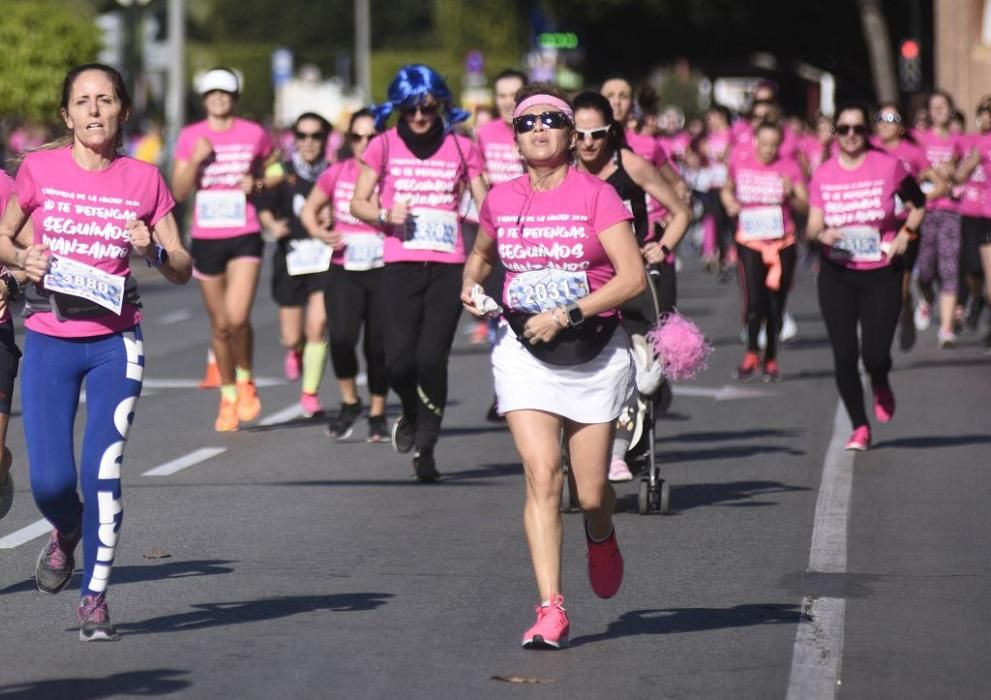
[729,152,804,245]
[732,122,801,164]
[361,127,483,264]
[478,168,633,317]
[801,135,828,175]
[657,132,690,162]
[624,130,670,229]
[175,117,273,240]
[955,133,988,218]
[967,132,991,218]
[872,137,929,178]
[16,147,175,337]
[0,170,15,323]
[809,150,904,271]
[316,158,385,268]
[476,119,524,186]
[913,128,961,211]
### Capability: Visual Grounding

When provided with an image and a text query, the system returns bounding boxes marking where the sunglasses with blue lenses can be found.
[512,111,571,134]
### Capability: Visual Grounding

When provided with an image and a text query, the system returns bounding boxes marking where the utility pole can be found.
[355,0,371,101]
[165,0,185,153]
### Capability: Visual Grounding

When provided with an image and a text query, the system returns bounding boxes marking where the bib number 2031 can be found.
[507,269,589,314]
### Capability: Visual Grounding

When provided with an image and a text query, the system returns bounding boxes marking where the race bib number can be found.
[196,190,247,228]
[834,226,882,262]
[343,234,384,271]
[506,269,590,314]
[405,208,458,253]
[43,255,125,315]
[286,239,332,276]
[739,206,785,240]
[708,163,729,188]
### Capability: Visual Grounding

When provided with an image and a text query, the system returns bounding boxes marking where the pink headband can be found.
[513,95,575,124]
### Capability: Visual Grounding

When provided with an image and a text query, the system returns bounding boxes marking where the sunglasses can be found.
[350,132,375,142]
[577,125,611,141]
[835,124,868,136]
[512,111,570,134]
[400,103,440,117]
[295,131,326,141]
[875,113,902,124]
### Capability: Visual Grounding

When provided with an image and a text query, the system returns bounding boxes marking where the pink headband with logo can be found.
[513,95,575,124]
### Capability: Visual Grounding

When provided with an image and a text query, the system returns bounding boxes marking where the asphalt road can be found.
[0,246,988,699]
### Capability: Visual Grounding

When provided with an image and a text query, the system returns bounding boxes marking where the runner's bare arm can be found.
[461,227,497,315]
[622,149,690,251]
[0,196,48,281]
[149,212,192,284]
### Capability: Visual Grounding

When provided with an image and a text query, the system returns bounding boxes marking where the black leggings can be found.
[817,260,902,428]
[0,320,21,415]
[382,262,463,452]
[736,243,797,359]
[325,265,388,396]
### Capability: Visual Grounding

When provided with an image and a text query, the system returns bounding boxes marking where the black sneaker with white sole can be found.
[391,414,416,454]
[326,400,363,440]
[412,450,440,482]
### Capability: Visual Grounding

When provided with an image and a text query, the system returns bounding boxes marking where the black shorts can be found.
[271,249,328,307]
[961,215,991,277]
[191,233,264,277]
[0,320,21,415]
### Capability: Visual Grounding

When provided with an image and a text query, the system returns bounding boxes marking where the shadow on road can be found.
[870,434,991,449]
[657,444,806,464]
[274,463,520,488]
[0,559,236,596]
[117,592,393,637]
[0,668,190,699]
[665,428,803,443]
[617,480,811,513]
[569,604,801,647]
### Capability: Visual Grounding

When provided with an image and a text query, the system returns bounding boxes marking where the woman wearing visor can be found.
[172,67,277,432]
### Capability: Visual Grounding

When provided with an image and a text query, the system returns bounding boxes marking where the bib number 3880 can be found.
[43,255,125,315]
[506,269,589,314]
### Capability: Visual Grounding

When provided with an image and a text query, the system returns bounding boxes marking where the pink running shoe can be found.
[844,425,871,451]
[284,349,302,382]
[872,384,895,423]
[608,457,633,483]
[521,594,569,649]
[78,594,119,641]
[587,525,624,599]
[300,392,322,418]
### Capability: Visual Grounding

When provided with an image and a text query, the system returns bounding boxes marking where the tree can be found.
[0,1,102,123]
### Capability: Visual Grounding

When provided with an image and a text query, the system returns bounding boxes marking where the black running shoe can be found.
[485,397,505,423]
[326,400,363,440]
[367,415,389,443]
[965,297,984,331]
[391,414,416,454]
[412,450,440,482]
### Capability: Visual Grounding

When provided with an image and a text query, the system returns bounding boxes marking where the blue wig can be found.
[371,64,470,133]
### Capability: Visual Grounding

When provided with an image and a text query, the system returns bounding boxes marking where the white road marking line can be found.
[142,376,285,390]
[143,447,227,477]
[786,401,854,699]
[0,518,51,549]
[259,404,304,426]
[157,308,193,324]
[671,384,773,401]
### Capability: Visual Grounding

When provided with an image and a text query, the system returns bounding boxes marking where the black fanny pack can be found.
[24,277,141,322]
[505,311,619,366]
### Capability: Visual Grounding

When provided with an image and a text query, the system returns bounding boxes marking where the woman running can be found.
[463,85,645,649]
[807,104,926,451]
[258,112,332,417]
[350,65,486,480]
[570,90,690,482]
[723,120,808,381]
[301,109,389,442]
[0,64,192,639]
[171,67,276,431]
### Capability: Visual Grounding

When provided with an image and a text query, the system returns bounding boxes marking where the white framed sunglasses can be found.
[576,125,611,141]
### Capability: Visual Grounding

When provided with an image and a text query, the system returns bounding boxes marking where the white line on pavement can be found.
[157,308,193,324]
[259,404,305,426]
[142,376,285,390]
[786,401,854,699]
[0,519,50,549]
[671,384,774,401]
[143,447,227,477]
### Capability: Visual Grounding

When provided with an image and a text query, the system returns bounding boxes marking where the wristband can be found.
[660,243,672,258]
[377,208,389,226]
[901,226,919,241]
[0,270,19,301]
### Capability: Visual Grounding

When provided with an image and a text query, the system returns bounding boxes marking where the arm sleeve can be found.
[316,164,339,197]
[478,192,496,238]
[463,138,485,180]
[897,174,926,209]
[361,134,385,175]
[148,171,177,227]
[13,159,38,213]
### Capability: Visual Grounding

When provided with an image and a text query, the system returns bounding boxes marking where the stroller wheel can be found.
[659,480,671,514]
[637,479,650,515]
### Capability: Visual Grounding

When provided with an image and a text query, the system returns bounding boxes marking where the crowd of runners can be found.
[0,56,988,648]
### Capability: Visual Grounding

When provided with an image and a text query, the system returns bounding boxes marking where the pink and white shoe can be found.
[300,392,322,418]
[844,425,871,451]
[284,349,302,382]
[587,525,624,599]
[608,457,633,483]
[872,384,895,423]
[521,594,569,649]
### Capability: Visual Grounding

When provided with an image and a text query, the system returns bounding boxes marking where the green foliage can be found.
[187,41,276,122]
[0,0,102,123]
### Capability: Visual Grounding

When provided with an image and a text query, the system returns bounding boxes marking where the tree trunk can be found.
[858,0,899,103]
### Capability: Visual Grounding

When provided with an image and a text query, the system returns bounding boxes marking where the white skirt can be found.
[492,322,634,424]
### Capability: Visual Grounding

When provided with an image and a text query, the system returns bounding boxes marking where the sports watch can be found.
[565,302,585,327]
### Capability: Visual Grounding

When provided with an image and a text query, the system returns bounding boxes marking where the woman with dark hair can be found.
[570,90,690,482]
[302,109,390,441]
[0,63,192,639]
[807,103,926,451]
[258,112,333,417]
[462,84,644,649]
[872,102,946,350]
[350,65,486,480]
[172,67,277,431]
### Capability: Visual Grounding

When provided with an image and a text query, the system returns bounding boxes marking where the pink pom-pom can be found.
[646,312,712,381]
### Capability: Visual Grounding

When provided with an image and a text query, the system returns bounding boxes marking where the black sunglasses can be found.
[350,132,375,142]
[401,103,440,117]
[512,111,570,134]
[835,124,868,136]
[295,130,326,141]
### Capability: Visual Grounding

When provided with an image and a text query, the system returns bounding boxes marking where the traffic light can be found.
[899,39,922,92]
